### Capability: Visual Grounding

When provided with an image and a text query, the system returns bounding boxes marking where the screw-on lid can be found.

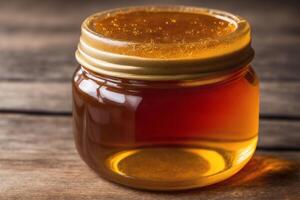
[76,6,254,80]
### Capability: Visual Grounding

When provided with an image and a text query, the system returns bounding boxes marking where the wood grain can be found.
[1,152,298,200]
[0,114,299,200]
[0,114,298,151]
[1,82,300,117]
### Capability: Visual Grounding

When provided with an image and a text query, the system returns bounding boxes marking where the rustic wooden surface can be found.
[0,0,299,199]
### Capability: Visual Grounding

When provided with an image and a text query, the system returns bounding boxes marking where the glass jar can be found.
[73,6,259,191]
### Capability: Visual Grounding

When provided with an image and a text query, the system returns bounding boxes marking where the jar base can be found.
[87,136,257,191]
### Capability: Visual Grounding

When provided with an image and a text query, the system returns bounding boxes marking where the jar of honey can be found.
[73,6,259,190]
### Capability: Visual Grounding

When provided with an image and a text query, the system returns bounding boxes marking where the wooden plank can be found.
[0,114,299,200]
[1,36,298,82]
[2,115,284,155]
[1,0,298,30]
[1,152,299,200]
[0,0,299,81]
[259,120,300,149]
[0,114,298,157]
[260,82,300,117]
[0,81,299,117]
[1,33,298,82]
[0,82,71,113]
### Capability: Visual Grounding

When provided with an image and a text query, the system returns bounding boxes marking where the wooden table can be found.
[0,0,299,199]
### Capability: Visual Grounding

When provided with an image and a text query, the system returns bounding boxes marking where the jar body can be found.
[72,66,259,190]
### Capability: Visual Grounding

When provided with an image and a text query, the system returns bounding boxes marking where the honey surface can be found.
[90,10,235,43]
[86,8,237,58]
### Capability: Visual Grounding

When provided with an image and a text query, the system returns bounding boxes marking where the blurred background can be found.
[0,0,299,199]
[1,0,299,146]
[1,0,299,82]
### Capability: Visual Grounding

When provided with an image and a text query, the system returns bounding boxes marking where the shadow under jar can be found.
[73,6,259,191]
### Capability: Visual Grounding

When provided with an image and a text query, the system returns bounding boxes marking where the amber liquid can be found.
[72,66,259,190]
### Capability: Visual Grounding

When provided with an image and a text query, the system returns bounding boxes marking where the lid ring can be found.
[76,6,254,81]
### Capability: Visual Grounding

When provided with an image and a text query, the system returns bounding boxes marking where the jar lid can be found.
[76,6,254,81]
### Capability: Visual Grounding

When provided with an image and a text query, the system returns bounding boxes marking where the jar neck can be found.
[80,64,250,89]
[76,6,254,81]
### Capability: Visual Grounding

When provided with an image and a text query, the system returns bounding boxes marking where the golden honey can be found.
[73,6,259,190]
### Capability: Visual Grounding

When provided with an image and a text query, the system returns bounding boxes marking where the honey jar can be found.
[73,6,259,190]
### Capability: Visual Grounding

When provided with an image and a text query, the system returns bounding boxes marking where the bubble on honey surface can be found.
[86,8,237,58]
